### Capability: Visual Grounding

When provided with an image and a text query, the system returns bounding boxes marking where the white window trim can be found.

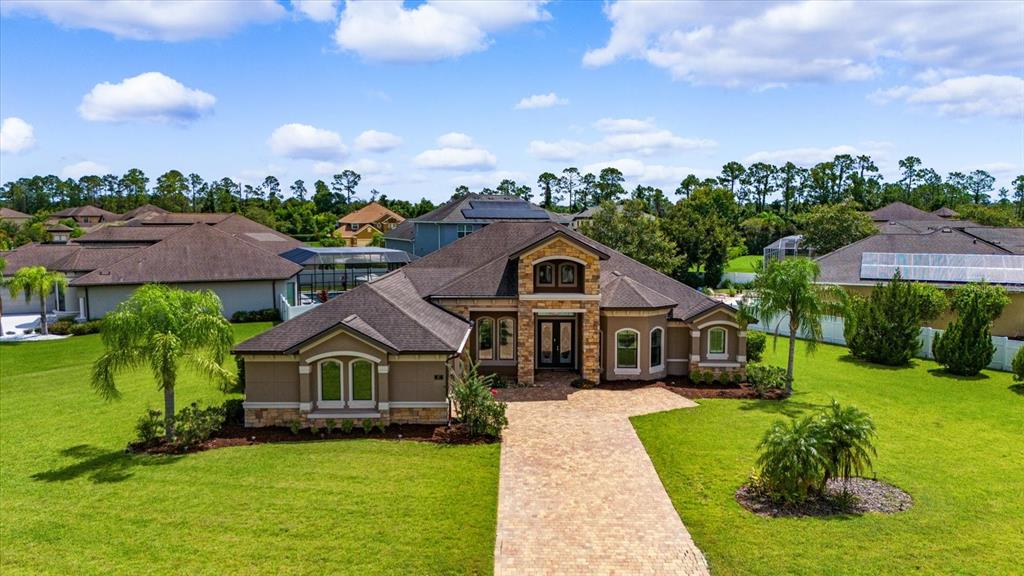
[317,359,345,409]
[457,224,473,238]
[477,317,495,361]
[707,327,728,360]
[536,263,556,286]
[614,328,640,373]
[498,316,516,361]
[533,255,587,265]
[649,327,664,371]
[348,359,376,409]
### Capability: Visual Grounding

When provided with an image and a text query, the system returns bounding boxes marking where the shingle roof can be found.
[210,213,305,254]
[127,212,233,225]
[76,225,183,244]
[0,243,140,274]
[338,202,404,225]
[962,227,1024,254]
[51,205,119,219]
[71,223,301,286]
[0,207,31,219]
[868,202,943,222]
[601,273,676,309]
[384,219,414,241]
[932,207,959,218]
[410,194,558,223]
[120,204,169,219]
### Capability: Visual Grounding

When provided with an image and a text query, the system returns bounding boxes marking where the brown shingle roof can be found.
[210,214,305,254]
[932,207,959,218]
[338,202,404,225]
[120,204,169,219]
[868,202,943,222]
[962,227,1024,254]
[71,223,301,286]
[76,225,183,244]
[0,243,139,274]
[51,205,119,219]
[0,207,31,219]
[601,273,676,309]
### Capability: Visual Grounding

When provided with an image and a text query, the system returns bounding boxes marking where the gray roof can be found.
[868,202,944,222]
[384,219,415,241]
[407,194,558,224]
[120,204,169,219]
[0,207,31,219]
[932,207,959,218]
[51,205,119,219]
[962,227,1024,254]
[76,225,183,244]
[601,273,676,309]
[0,243,140,274]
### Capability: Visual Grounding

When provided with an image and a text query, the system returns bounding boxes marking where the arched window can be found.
[536,263,555,286]
[558,263,577,287]
[498,317,515,360]
[349,359,375,408]
[650,327,664,370]
[318,360,343,407]
[615,329,639,371]
[708,327,728,359]
[477,317,494,360]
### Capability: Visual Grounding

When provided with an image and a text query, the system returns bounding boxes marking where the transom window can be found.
[616,329,639,370]
[650,327,663,370]
[477,317,494,360]
[708,327,727,358]
[536,263,555,286]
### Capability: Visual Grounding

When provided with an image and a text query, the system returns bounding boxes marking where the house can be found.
[50,205,120,227]
[277,246,412,309]
[0,207,32,226]
[1,213,305,320]
[384,193,570,257]
[815,227,1024,337]
[235,221,746,428]
[334,202,404,247]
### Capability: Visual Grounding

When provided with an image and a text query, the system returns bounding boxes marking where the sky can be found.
[0,0,1021,204]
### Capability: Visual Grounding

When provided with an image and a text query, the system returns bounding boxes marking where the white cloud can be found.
[61,160,110,179]
[527,139,589,161]
[582,158,711,189]
[0,117,35,154]
[598,130,716,156]
[78,72,215,124]
[584,1,1023,88]
[529,117,715,160]
[593,117,657,133]
[334,0,550,61]
[312,158,392,176]
[354,129,403,152]
[1,0,285,41]
[292,0,338,22]
[515,92,569,110]
[268,123,347,160]
[743,142,893,167]
[414,133,497,171]
[453,170,529,188]
[871,75,1024,119]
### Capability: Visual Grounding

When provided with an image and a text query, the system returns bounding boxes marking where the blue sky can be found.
[1,1,1021,203]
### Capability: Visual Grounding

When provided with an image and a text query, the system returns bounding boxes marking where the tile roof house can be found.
[383,193,570,257]
[236,221,745,428]
[0,207,32,225]
[334,202,405,247]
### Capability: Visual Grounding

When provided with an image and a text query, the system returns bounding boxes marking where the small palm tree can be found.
[91,285,235,440]
[756,416,828,504]
[6,266,67,335]
[752,257,841,395]
[817,401,877,492]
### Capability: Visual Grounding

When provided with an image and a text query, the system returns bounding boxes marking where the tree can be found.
[816,401,876,493]
[1014,175,1024,219]
[290,179,307,202]
[91,285,235,440]
[932,283,1010,376]
[740,212,793,254]
[898,156,922,196]
[752,258,839,394]
[663,185,740,287]
[778,162,807,215]
[6,266,67,335]
[452,184,471,199]
[798,201,876,255]
[593,167,625,205]
[631,185,670,217]
[537,172,559,208]
[719,161,746,195]
[558,167,581,211]
[331,170,361,204]
[187,173,206,212]
[966,169,995,204]
[120,168,150,208]
[741,162,779,212]
[675,174,701,198]
[578,200,682,275]
[153,170,190,212]
[496,179,533,200]
[312,179,337,214]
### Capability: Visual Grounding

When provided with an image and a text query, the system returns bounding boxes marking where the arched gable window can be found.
[615,329,639,371]
[318,360,343,407]
[708,327,728,359]
[477,317,494,360]
[650,327,664,370]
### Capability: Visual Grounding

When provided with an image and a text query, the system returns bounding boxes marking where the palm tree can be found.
[816,401,877,493]
[91,285,235,440]
[6,266,67,335]
[752,257,840,395]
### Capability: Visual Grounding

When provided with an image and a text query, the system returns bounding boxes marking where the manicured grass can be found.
[1,324,499,575]
[633,340,1023,575]
[724,255,762,273]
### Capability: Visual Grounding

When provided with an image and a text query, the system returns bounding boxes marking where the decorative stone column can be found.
[581,302,601,383]
[517,300,535,385]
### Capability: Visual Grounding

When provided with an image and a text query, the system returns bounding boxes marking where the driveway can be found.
[494,385,710,575]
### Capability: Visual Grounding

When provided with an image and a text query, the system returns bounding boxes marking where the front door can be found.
[537,319,575,369]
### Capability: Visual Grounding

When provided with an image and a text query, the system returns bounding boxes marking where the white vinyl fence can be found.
[749,313,1021,373]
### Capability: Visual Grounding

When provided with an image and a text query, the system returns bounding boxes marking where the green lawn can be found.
[1,323,499,575]
[724,255,762,273]
[633,340,1023,575]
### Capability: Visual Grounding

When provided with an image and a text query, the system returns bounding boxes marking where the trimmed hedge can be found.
[230,308,281,323]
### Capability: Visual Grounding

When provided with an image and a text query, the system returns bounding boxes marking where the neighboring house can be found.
[334,202,404,247]
[0,213,305,320]
[278,246,412,306]
[50,205,120,227]
[235,221,746,428]
[570,205,600,230]
[867,201,944,222]
[815,227,1024,337]
[0,207,31,226]
[384,194,569,257]
[119,203,169,220]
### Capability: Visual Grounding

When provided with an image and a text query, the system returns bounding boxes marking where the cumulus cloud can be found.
[292,0,337,22]
[870,75,1024,119]
[599,130,716,156]
[528,117,715,160]
[61,160,110,179]
[515,92,569,110]
[1,0,285,41]
[312,158,392,176]
[593,117,658,133]
[0,117,35,154]
[354,129,403,152]
[78,72,215,124]
[454,170,530,187]
[334,0,550,61]
[743,142,893,167]
[584,1,1023,88]
[414,133,497,171]
[527,140,589,161]
[582,158,712,189]
[268,123,347,160]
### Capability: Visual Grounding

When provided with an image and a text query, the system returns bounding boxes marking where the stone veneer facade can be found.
[243,406,447,428]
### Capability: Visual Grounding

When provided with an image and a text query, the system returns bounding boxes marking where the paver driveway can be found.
[494,386,710,575]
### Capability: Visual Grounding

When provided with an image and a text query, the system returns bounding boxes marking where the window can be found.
[616,330,638,370]
[349,360,374,406]
[708,327,727,358]
[350,223,359,231]
[477,317,494,360]
[319,361,342,404]
[457,224,473,238]
[498,317,515,360]
[650,327,663,370]
[536,263,554,286]
[558,263,577,286]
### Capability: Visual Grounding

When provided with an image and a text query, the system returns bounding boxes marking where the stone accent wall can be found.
[245,407,302,427]
[390,407,448,424]
[516,237,601,296]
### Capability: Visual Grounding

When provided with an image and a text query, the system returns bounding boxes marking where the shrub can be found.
[135,409,164,445]
[756,416,828,504]
[309,421,320,435]
[174,402,226,447]
[1013,346,1024,383]
[325,419,337,434]
[746,363,787,397]
[339,419,354,434]
[361,419,374,434]
[221,398,244,426]
[234,356,246,393]
[845,272,946,366]
[375,421,388,434]
[817,401,876,491]
[68,320,103,335]
[746,331,767,363]
[48,320,75,335]
[230,308,281,323]
[451,361,508,438]
[289,420,301,436]
[933,283,1010,375]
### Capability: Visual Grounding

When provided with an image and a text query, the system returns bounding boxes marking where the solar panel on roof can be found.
[468,200,531,209]
[860,252,1024,285]
[461,207,549,219]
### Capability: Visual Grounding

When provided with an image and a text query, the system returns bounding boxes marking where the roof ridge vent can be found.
[613,270,623,276]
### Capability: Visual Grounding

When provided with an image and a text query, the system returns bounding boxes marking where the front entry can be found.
[537,319,575,369]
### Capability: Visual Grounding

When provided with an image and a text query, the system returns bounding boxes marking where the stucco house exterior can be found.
[236,221,746,428]
[334,202,404,247]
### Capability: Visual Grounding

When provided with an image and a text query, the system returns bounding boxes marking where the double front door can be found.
[537,319,575,369]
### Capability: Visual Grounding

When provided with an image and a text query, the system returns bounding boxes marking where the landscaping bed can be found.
[736,478,913,518]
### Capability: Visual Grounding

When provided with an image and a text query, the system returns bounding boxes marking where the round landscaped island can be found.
[736,477,913,517]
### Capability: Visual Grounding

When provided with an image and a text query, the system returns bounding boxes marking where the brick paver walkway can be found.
[494,386,710,575]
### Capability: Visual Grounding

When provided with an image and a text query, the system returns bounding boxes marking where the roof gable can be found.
[868,202,943,222]
[338,202,404,225]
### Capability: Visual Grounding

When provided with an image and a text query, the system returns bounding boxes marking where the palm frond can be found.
[90,347,146,400]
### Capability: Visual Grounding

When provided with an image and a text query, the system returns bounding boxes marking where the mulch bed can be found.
[128,422,497,454]
[736,477,913,517]
[494,375,785,402]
